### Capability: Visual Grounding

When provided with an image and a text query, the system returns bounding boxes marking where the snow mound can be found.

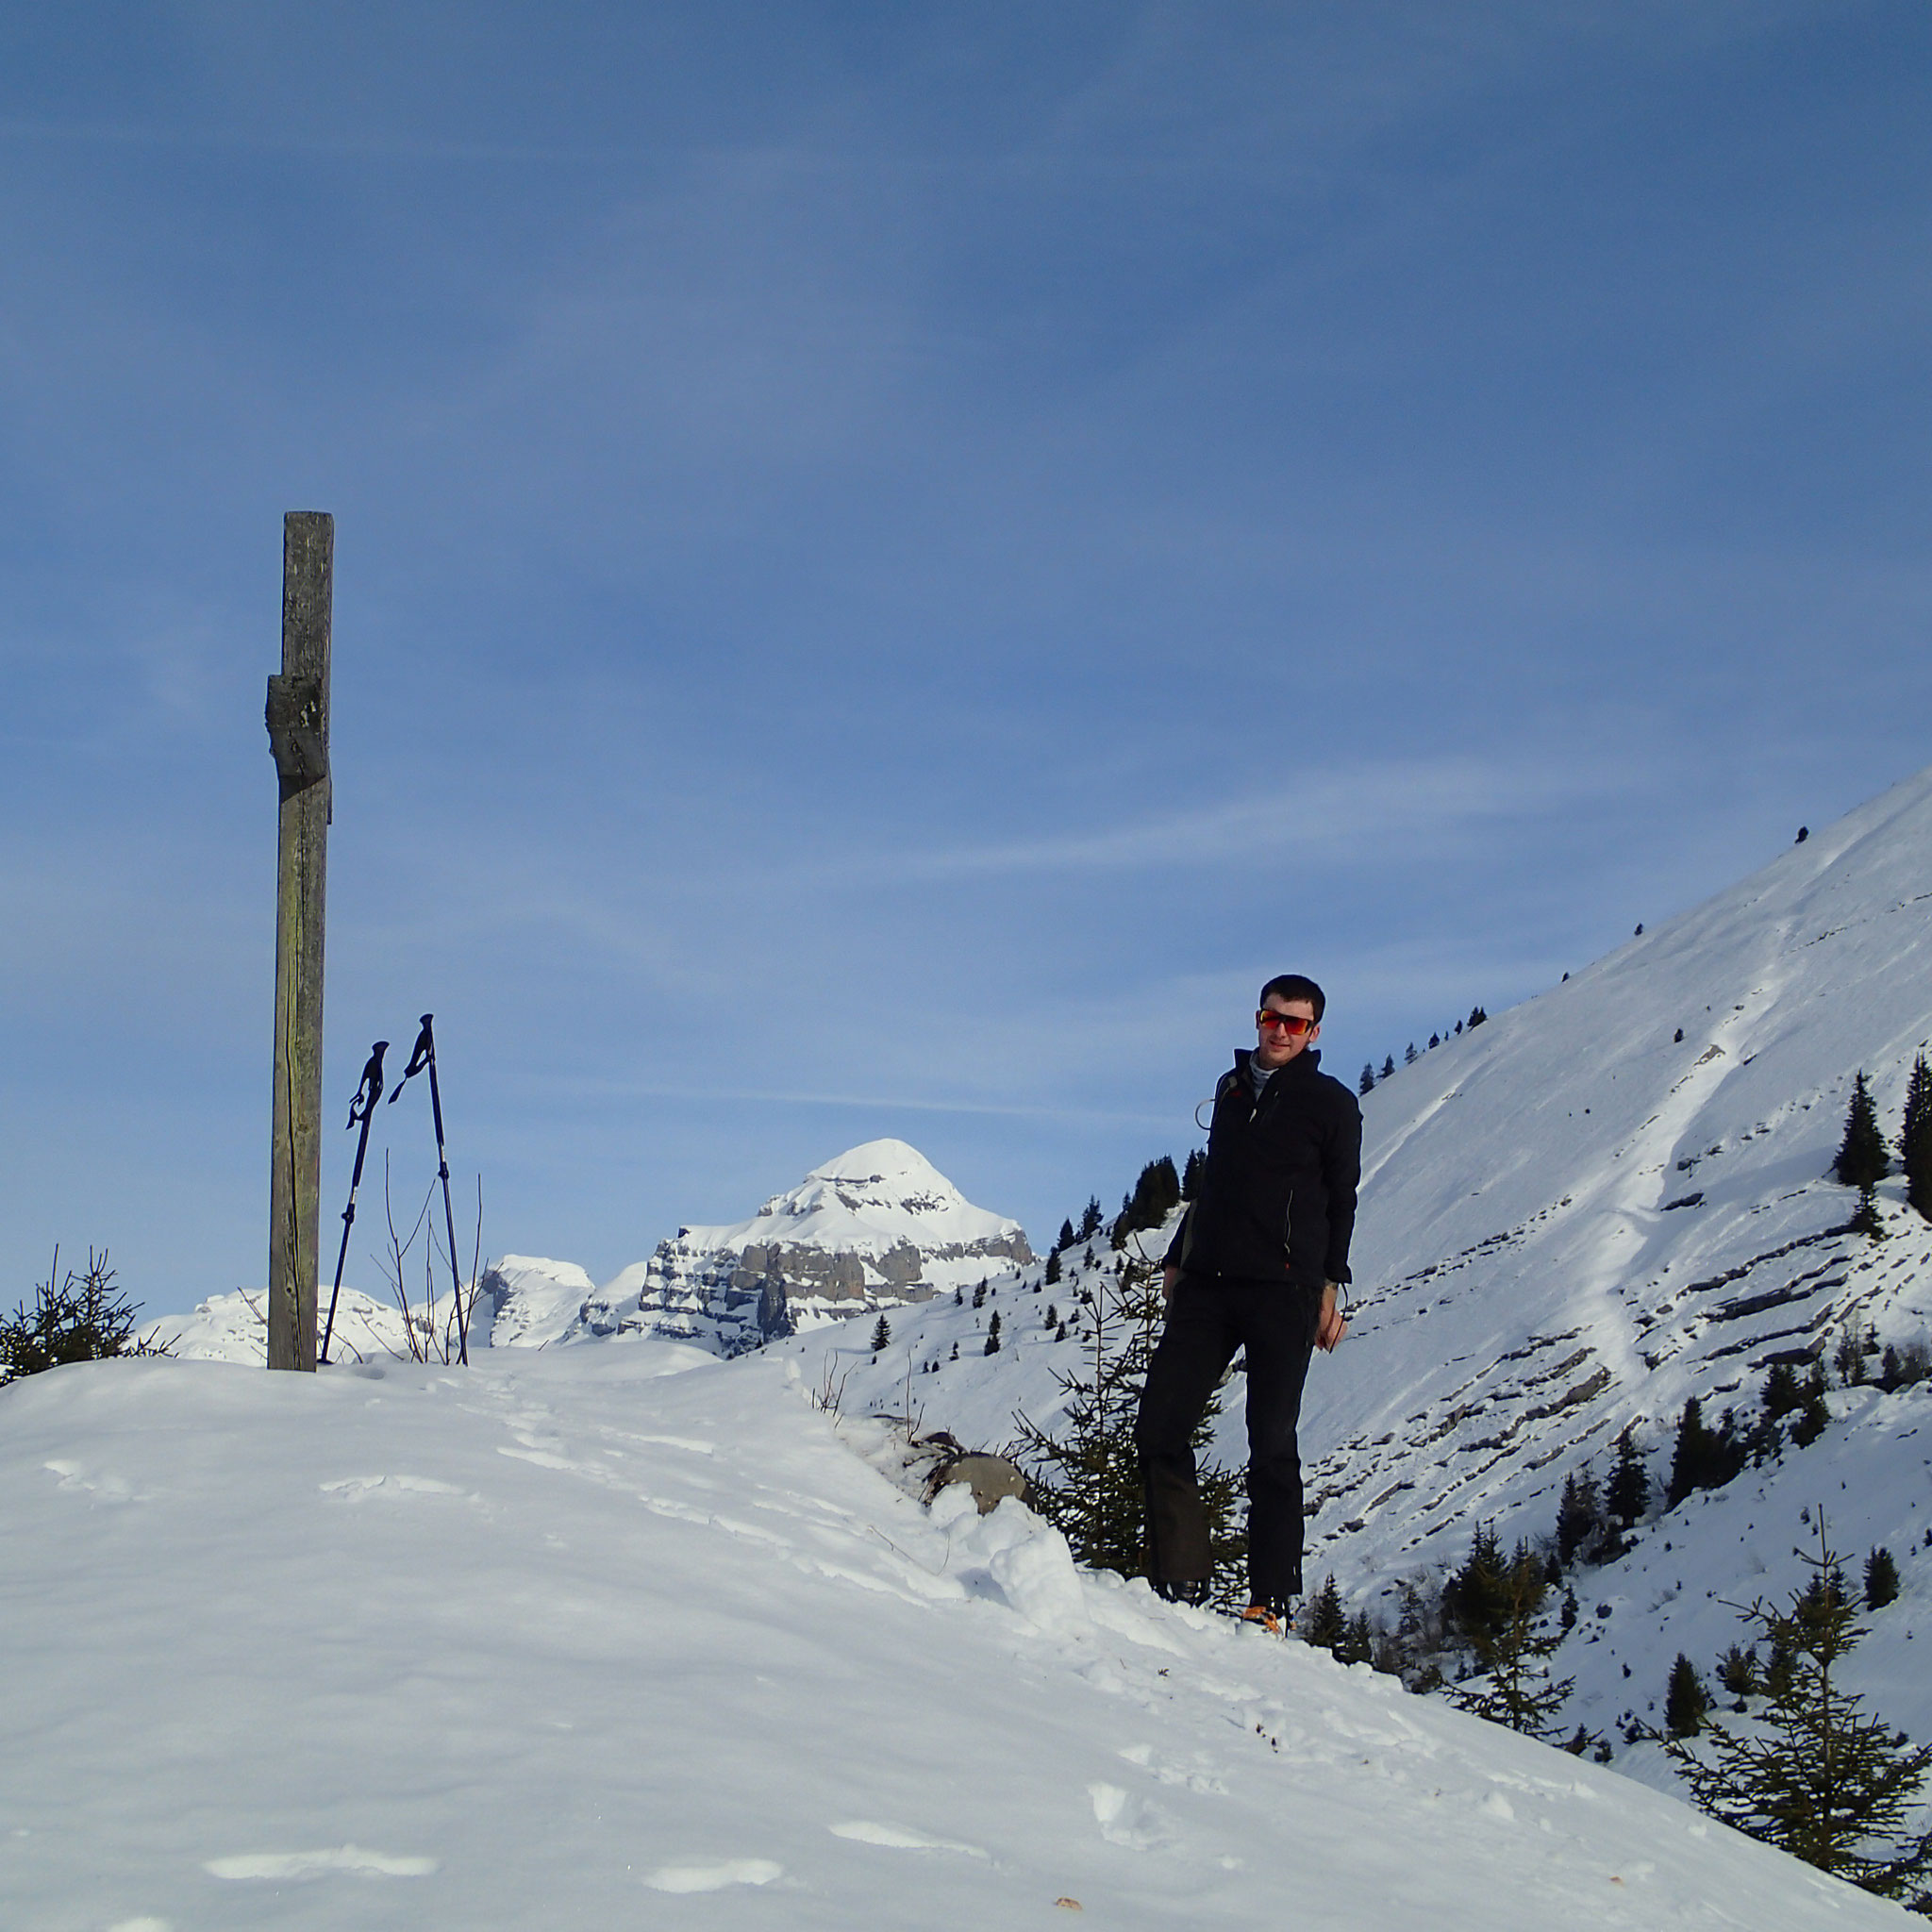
[0,1345,1903,1929]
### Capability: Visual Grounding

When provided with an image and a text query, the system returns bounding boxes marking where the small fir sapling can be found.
[1662,1516,1932,1907]
[1,1249,170,1382]
[1015,1254,1244,1600]
[1444,1530,1574,1740]
[870,1314,891,1353]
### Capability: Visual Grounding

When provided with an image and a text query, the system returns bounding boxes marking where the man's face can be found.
[1255,996,1320,1070]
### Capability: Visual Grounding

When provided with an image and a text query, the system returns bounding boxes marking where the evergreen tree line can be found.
[1359,1008,1489,1095]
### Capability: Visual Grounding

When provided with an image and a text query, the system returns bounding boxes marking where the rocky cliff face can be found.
[487,1139,1033,1357]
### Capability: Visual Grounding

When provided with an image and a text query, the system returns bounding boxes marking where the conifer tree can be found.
[1902,1056,1932,1223]
[983,1311,1002,1356]
[1664,1517,1932,1907]
[1015,1255,1244,1599]
[1762,1360,1803,1423]
[1381,1055,1395,1079]
[1666,1397,1713,1509]
[1834,1072,1889,1189]
[1,1249,166,1382]
[1078,1197,1104,1241]
[1556,1467,1603,1566]
[1666,1654,1710,1737]
[1341,1610,1377,1667]
[1448,1533,1573,1739]
[1359,1063,1375,1095]
[1111,1157,1182,1245]
[1865,1547,1900,1610]
[1790,1364,1830,1448]
[1405,1042,1418,1065]
[1306,1574,1348,1654]
[1850,1183,1886,1241]
[1058,1218,1076,1253]
[870,1314,891,1353]
[1606,1424,1650,1535]
[1179,1149,1204,1201]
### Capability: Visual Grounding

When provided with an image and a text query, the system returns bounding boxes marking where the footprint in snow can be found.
[205,1845,437,1880]
[1116,1742,1228,1794]
[1088,1782,1176,1851]
[318,1474,470,1502]
[643,1858,784,1892]
[42,1459,145,1503]
[829,1821,989,1858]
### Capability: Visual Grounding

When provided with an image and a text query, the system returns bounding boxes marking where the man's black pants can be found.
[1135,1274,1320,1608]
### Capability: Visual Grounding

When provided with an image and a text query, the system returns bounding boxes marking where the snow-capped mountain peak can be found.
[471,1139,1033,1357]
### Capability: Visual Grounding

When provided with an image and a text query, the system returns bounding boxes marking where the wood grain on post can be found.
[266,512,332,1372]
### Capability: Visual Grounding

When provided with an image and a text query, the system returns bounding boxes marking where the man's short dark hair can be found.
[1259,974,1325,1022]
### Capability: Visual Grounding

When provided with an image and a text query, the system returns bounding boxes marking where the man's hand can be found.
[1161,1264,1180,1303]
[1316,1280,1348,1353]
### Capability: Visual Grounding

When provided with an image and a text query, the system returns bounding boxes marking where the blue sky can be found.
[5,2,1929,1319]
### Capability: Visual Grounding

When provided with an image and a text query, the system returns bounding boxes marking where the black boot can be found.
[1152,1578,1210,1607]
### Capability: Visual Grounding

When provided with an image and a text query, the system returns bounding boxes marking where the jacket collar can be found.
[1233,1045,1320,1080]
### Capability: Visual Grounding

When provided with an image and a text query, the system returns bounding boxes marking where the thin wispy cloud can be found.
[805,757,1625,887]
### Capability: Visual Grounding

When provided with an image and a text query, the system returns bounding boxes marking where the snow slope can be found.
[2,1345,1910,1931]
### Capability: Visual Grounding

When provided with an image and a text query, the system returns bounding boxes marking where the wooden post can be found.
[265,513,332,1372]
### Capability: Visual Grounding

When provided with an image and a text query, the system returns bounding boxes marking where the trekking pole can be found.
[389,1014,470,1365]
[321,1040,389,1366]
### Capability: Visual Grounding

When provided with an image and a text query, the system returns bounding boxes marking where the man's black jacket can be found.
[1163,1046,1361,1290]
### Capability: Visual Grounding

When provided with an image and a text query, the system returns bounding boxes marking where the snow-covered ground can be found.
[2,1343,1909,1930]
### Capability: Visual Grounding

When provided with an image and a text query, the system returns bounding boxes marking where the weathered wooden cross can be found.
[265,512,332,1371]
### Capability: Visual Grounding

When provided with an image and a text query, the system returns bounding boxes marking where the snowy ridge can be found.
[1,1346,1907,1929]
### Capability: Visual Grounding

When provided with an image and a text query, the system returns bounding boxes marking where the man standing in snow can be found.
[1135,974,1360,1630]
